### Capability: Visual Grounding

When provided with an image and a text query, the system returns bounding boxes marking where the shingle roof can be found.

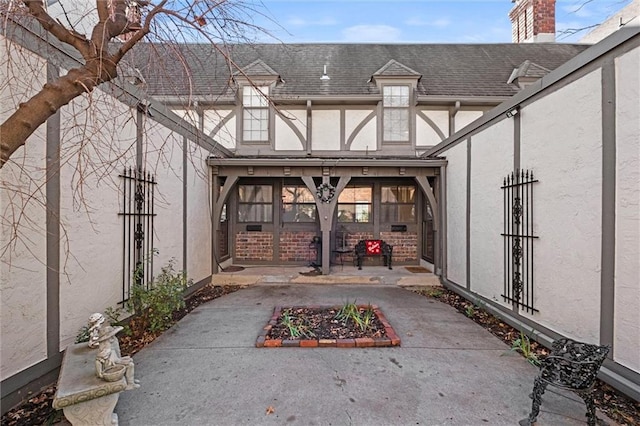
[127,43,590,99]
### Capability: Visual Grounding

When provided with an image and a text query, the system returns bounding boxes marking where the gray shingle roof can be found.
[128,43,590,99]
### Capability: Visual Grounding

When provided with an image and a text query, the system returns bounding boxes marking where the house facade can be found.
[139,41,588,275]
[2,0,639,414]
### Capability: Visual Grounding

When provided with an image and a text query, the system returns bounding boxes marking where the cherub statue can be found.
[87,313,140,390]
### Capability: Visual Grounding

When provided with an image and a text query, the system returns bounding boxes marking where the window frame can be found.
[242,85,270,143]
[337,185,373,224]
[281,185,317,223]
[381,184,417,223]
[237,184,273,223]
[382,85,411,143]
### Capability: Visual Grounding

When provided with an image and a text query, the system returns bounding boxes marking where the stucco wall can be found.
[469,119,514,307]
[416,110,448,147]
[142,122,185,273]
[186,143,213,283]
[275,110,306,150]
[445,141,468,286]
[204,109,236,149]
[613,47,640,371]
[455,110,483,132]
[1,40,50,379]
[58,91,137,348]
[312,110,340,150]
[520,70,603,342]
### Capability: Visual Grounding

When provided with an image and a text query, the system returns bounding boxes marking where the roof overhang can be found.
[207,157,447,178]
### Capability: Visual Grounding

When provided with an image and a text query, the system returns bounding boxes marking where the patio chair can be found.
[519,338,610,426]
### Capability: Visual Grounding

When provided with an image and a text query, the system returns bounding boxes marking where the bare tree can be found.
[0,0,270,169]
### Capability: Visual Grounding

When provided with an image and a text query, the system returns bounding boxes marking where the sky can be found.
[251,0,635,43]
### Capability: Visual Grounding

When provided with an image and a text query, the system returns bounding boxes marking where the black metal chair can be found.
[520,338,610,426]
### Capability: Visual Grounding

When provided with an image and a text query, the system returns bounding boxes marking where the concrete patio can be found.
[113,279,616,425]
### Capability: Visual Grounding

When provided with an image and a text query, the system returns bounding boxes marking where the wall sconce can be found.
[506,107,519,118]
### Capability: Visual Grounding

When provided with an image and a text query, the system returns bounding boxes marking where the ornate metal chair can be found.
[520,338,610,426]
[354,239,393,270]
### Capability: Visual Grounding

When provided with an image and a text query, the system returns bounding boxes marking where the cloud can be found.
[341,24,402,42]
[286,16,338,27]
[405,17,451,28]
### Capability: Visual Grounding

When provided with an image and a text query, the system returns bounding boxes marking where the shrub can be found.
[128,259,191,333]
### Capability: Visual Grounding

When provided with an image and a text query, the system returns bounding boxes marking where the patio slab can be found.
[113,284,616,425]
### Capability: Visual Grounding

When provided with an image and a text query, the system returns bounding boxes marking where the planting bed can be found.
[256,305,400,348]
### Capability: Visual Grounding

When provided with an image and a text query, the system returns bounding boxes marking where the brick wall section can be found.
[236,232,273,261]
[380,232,418,263]
[533,0,555,35]
[280,231,317,262]
[509,0,555,42]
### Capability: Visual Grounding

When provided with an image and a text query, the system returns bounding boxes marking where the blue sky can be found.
[252,0,634,43]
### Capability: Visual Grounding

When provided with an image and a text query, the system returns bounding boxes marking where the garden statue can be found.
[87,313,140,390]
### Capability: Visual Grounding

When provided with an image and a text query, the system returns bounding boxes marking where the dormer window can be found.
[242,86,269,142]
[383,85,410,142]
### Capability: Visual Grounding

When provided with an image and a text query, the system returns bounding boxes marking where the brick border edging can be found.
[256,305,401,348]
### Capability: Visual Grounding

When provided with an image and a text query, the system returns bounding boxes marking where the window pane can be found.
[238,204,272,222]
[382,186,415,203]
[243,108,268,141]
[338,186,372,203]
[282,186,315,203]
[398,205,416,221]
[243,86,268,107]
[337,206,355,222]
[355,205,371,223]
[283,204,316,222]
[384,109,409,141]
[380,205,395,223]
[239,185,272,202]
[383,86,409,107]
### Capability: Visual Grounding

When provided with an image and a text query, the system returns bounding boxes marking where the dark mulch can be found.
[267,306,386,340]
[411,286,640,426]
[1,284,243,426]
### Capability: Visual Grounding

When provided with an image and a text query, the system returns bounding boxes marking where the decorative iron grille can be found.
[501,169,539,313]
[119,167,156,302]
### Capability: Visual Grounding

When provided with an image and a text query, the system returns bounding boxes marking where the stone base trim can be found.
[256,305,401,348]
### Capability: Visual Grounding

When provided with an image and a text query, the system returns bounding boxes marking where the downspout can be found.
[449,100,461,136]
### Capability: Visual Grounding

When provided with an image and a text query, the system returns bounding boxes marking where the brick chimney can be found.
[509,0,556,43]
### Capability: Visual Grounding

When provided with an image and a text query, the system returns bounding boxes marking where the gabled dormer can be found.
[371,60,422,144]
[233,60,281,144]
[507,60,551,89]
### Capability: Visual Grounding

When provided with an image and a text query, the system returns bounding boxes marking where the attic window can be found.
[242,86,269,142]
[383,85,410,142]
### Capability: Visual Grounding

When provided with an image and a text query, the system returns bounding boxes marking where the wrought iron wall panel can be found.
[119,168,157,302]
[501,170,539,313]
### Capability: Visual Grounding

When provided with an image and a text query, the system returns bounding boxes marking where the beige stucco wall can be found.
[613,47,640,372]
[0,39,50,379]
[445,141,468,287]
[469,119,514,308]
[186,143,213,283]
[345,109,376,151]
[57,91,137,348]
[275,110,306,150]
[416,110,448,147]
[520,70,603,342]
[203,109,236,149]
[142,122,185,273]
[455,110,483,133]
[312,110,340,150]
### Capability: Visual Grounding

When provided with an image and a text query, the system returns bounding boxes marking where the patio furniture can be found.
[519,338,610,426]
[354,239,393,270]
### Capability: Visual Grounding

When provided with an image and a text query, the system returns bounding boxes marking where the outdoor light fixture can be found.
[506,107,520,118]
